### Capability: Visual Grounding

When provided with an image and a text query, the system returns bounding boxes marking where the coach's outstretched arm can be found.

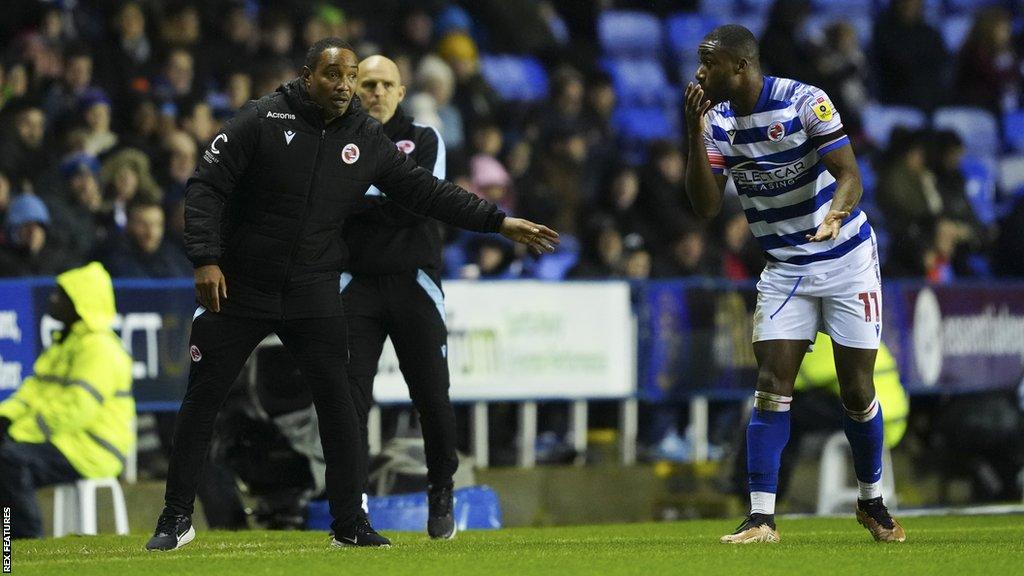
[806,141,863,242]
[372,130,559,255]
[684,82,727,219]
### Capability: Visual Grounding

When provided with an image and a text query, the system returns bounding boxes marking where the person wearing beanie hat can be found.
[78,88,118,156]
[0,194,78,276]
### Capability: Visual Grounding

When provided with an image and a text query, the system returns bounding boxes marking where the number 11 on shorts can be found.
[857,291,880,322]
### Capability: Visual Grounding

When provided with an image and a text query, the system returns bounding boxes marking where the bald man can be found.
[343,55,457,539]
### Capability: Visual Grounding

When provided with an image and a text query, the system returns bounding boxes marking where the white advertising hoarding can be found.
[372,280,635,402]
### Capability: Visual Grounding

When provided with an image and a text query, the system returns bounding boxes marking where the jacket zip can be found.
[280,127,327,316]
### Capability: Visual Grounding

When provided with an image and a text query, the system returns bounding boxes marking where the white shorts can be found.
[752,237,882,349]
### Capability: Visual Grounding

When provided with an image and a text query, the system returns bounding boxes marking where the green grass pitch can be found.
[13,515,1024,575]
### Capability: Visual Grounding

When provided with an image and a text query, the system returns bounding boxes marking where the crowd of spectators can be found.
[1,0,1024,283]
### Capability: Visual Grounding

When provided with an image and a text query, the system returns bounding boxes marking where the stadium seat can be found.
[860,103,928,148]
[945,0,1004,13]
[941,15,973,51]
[933,106,1000,158]
[1003,111,1024,152]
[53,478,130,537]
[612,106,679,143]
[524,234,580,280]
[961,156,998,225]
[810,0,872,16]
[741,0,776,14]
[479,55,549,102]
[598,11,663,58]
[602,58,676,106]
[817,431,897,515]
[998,155,1024,195]
[612,106,680,165]
[997,154,1024,218]
[698,0,736,17]
[733,14,767,38]
[665,13,722,60]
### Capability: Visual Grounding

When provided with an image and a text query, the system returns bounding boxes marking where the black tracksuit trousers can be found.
[341,269,458,488]
[163,310,362,533]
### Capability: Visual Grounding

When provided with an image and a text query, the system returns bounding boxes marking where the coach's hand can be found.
[500,217,560,255]
[806,209,850,242]
[195,264,228,312]
[684,82,712,136]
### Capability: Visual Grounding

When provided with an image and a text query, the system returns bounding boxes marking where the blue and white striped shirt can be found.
[703,76,873,275]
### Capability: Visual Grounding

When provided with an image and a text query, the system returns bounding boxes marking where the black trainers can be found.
[331,511,391,548]
[719,513,780,544]
[427,483,456,540]
[856,497,906,542]
[145,513,195,551]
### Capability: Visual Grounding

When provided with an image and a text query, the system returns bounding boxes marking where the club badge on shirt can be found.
[342,143,360,164]
[396,139,416,154]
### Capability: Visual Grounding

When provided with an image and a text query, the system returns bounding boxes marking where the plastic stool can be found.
[53,478,129,536]
[816,431,897,515]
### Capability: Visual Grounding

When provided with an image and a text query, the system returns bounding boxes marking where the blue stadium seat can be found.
[665,13,722,60]
[933,106,1000,158]
[941,15,973,51]
[997,154,1024,218]
[524,235,581,280]
[699,0,736,17]
[741,0,776,14]
[598,11,663,58]
[945,0,1003,13]
[1004,111,1024,152]
[602,58,676,106]
[860,103,928,148]
[479,55,549,102]
[733,14,767,38]
[998,155,1024,195]
[811,0,872,15]
[612,106,678,140]
[961,156,998,226]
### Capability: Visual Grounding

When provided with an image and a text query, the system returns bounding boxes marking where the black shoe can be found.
[145,513,195,551]
[331,511,391,548]
[427,483,456,540]
[856,497,906,542]
[719,513,779,544]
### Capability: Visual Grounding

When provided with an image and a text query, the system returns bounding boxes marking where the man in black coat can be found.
[146,38,557,551]
[344,55,456,539]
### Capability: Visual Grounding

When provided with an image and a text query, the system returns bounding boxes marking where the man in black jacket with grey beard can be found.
[344,55,457,540]
[146,38,558,552]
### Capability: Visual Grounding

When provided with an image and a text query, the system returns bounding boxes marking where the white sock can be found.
[750,491,776,515]
[858,481,883,501]
[362,493,369,513]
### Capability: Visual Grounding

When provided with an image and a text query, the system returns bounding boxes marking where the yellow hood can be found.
[57,262,117,332]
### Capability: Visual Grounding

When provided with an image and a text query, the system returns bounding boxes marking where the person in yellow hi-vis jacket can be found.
[730,334,909,501]
[0,262,133,538]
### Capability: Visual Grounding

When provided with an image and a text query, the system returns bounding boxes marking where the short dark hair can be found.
[127,198,163,217]
[304,37,355,70]
[704,25,760,64]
